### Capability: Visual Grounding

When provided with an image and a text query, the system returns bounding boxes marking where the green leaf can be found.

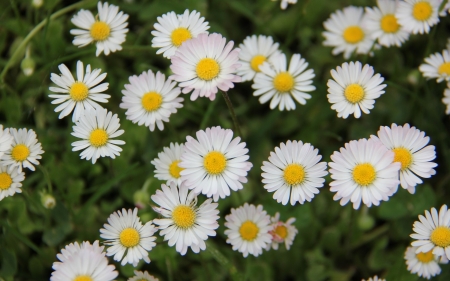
[0,249,17,277]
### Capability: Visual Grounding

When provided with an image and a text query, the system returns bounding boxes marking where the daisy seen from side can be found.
[443,83,450,114]
[419,49,450,83]
[150,142,185,186]
[0,165,25,201]
[128,270,159,281]
[396,0,440,34]
[266,212,298,250]
[405,245,442,279]
[0,125,12,159]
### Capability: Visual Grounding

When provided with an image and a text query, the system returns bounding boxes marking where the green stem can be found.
[38,165,53,193]
[221,91,242,136]
[206,241,243,281]
[350,224,389,250]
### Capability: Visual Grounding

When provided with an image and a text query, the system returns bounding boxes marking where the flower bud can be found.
[21,57,35,76]
[41,193,56,209]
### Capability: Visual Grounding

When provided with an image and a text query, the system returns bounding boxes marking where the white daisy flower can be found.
[1,128,44,173]
[252,53,316,111]
[329,138,401,210]
[443,83,450,114]
[151,182,219,255]
[362,276,385,281]
[261,140,328,205]
[364,0,410,47]
[70,1,129,56]
[419,50,450,83]
[405,246,442,279]
[396,0,440,34]
[322,6,374,59]
[0,125,12,159]
[224,203,272,257]
[279,0,298,10]
[411,204,450,260]
[179,126,253,201]
[100,208,157,266]
[51,240,118,281]
[266,212,298,250]
[327,61,386,119]
[0,165,25,201]
[71,108,125,164]
[237,35,281,82]
[371,123,437,194]
[128,270,159,281]
[170,33,241,101]
[49,60,110,122]
[120,70,183,131]
[150,142,185,186]
[151,9,209,59]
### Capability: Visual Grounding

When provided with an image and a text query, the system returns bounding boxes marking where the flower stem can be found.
[221,91,242,136]
[206,241,243,281]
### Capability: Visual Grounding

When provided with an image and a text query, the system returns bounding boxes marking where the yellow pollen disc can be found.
[119,228,140,247]
[392,147,412,170]
[430,226,450,248]
[90,21,110,41]
[352,163,376,186]
[416,251,434,263]
[283,164,305,185]
[171,27,192,47]
[172,205,196,228]
[380,14,400,33]
[273,72,294,92]
[11,144,30,162]
[344,84,365,104]
[343,26,364,44]
[69,82,89,102]
[196,58,220,81]
[239,220,259,241]
[89,129,108,147]
[0,172,13,190]
[274,225,288,239]
[412,2,432,21]
[141,92,163,112]
[203,151,227,175]
[250,55,266,72]
[438,62,450,76]
[169,160,184,178]
[73,276,93,281]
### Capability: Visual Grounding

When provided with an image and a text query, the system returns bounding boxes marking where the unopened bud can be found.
[32,0,43,8]
[21,57,35,76]
[133,189,149,209]
[357,214,375,231]
[41,193,56,209]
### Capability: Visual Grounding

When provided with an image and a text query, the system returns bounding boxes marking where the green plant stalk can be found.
[206,241,243,281]
[38,165,53,193]
[221,91,242,136]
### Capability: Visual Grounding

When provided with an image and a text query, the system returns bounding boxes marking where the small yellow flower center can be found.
[392,147,412,170]
[171,27,192,47]
[239,220,259,241]
[273,72,294,92]
[430,226,450,248]
[203,151,227,175]
[119,228,140,247]
[380,14,400,33]
[352,163,376,186]
[250,55,266,72]
[416,251,434,263]
[69,82,89,102]
[274,225,288,239]
[0,172,13,190]
[412,2,433,21]
[11,144,30,162]
[343,26,364,44]
[89,129,108,147]
[438,62,450,76]
[169,160,184,179]
[90,21,110,41]
[283,164,305,185]
[73,276,93,281]
[172,205,196,229]
[344,84,365,104]
[196,58,220,81]
[141,92,163,112]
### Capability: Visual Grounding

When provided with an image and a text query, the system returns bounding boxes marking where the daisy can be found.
[329,138,401,210]
[396,0,440,34]
[179,126,253,201]
[266,212,298,250]
[362,276,385,281]
[100,208,157,266]
[411,204,450,260]
[71,108,125,164]
[0,128,44,172]
[151,9,209,59]
[170,33,241,101]
[224,203,272,257]
[279,0,297,10]
[364,0,410,47]
[151,182,219,255]
[443,83,450,114]
[252,53,316,111]
[405,246,442,279]
[322,6,374,59]
[49,60,110,122]
[70,1,129,56]
[128,270,159,281]
[419,50,450,83]
[120,70,183,131]
[371,123,437,194]
[0,165,25,201]
[261,140,328,205]
[327,61,386,119]
[0,125,12,159]
[150,142,185,186]
[51,240,118,281]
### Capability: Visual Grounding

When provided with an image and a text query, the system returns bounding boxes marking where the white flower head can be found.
[266,212,298,250]
[0,165,25,201]
[443,82,450,114]
[279,0,298,10]
[150,142,185,186]
[0,125,13,159]
[361,276,385,281]
[396,0,440,34]
[419,50,450,83]
[405,246,442,279]
[128,270,159,281]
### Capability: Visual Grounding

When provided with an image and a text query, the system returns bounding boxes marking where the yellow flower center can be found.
[438,62,450,76]
[73,276,93,281]
[196,58,220,81]
[89,129,108,147]
[380,14,400,33]
[172,205,196,229]
[169,160,184,179]
[141,92,163,112]
[69,82,89,102]
[283,164,305,185]
[274,225,288,239]
[392,147,412,170]
[412,2,433,21]
[273,72,294,92]
[239,220,259,241]
[250,55,266,72]
[0,172,13,190]
[344,84,365,104]
[352,163,376,186]
[119,228,140,247]
[430,226,450,248]
[90,21,111,41]
[11,144,30,162]
[416,251,434,263]
[203,151,227,175]
[171,27,192,47]
[343,26,364,44]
